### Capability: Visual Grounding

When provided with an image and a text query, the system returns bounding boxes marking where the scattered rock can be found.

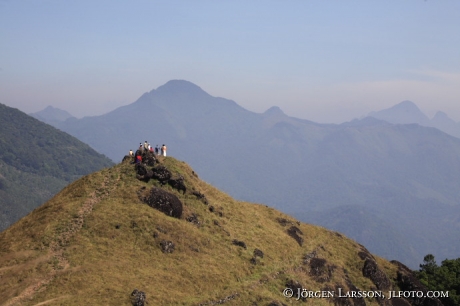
[160,240,175,253]
[276,218,293,227]
[285,280,304,301]
[130,289,146,306]
[186,213,201,227]
[141,151,156,167]
[362,258,391,290]
[135,164,153,182]
[309,258,335,283]
[139,187,183,218]
[303,250,317,264]
[192,190,208,205]
[392,260,443,306]
[357,245,375,261]
[253,248,264,258]
[232,239,247,249]
[152,165,172,184]
[168,175,186,194]
[287,226,303,246]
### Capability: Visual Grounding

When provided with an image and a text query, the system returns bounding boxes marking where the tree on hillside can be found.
[416,254,460,306]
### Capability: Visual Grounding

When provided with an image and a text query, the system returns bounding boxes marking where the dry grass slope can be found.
[0,156,407,305]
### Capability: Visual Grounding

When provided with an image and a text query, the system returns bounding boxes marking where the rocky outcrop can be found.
[309,257,335,283]
[168,176,186,194]
[391,260,443,306]
[152,165,172,184]
[362,257,392,291]
[135,163,153,182]
[139,187,183,218]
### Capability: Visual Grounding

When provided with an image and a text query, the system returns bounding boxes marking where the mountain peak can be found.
[368,100,430,125]
[391,100,420,112]
[156,80,207,95]
[30,105,75,122]
[263,106,285,116]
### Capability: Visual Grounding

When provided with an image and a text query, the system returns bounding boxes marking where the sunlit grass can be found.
[1,157,398,305]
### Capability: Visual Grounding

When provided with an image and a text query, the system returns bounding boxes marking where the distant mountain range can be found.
[0,103,114,231]
[30,80,460,268]
[368,100,460,138]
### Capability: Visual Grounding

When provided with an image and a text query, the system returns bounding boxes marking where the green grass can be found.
[0,156,408,305]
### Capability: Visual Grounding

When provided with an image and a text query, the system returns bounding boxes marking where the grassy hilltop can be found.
[0,156,437,305]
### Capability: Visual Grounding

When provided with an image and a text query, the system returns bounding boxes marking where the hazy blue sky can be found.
[1,1,459,123]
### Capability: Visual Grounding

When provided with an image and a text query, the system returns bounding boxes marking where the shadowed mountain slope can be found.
[40,80,460,268]
[0,156,441,306]
[0,103,113,231]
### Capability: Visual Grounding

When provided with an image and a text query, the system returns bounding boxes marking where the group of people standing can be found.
[129,141,167,164]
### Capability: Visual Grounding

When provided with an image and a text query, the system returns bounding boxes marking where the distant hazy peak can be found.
[432,111,450,121]
[30,105,74,122]
[431,111,458,127]
[155,80,207,96]
[263,106,285,116]
[390,100,420,112]
[368,100,430,125]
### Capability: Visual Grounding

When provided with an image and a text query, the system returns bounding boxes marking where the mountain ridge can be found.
[368,100,460,138]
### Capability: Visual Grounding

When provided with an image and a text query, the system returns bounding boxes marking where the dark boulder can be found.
[362,258,391,290]
[141,151,156,167]
[168,175,186,194]
[152,165,172,184]
[309,258,335,283]
[285,280,304,301]
[391,260,443,306]
[232,239,247,249]
[139,187,183,218]
[130,289,146,306]
[135,164,153,182]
